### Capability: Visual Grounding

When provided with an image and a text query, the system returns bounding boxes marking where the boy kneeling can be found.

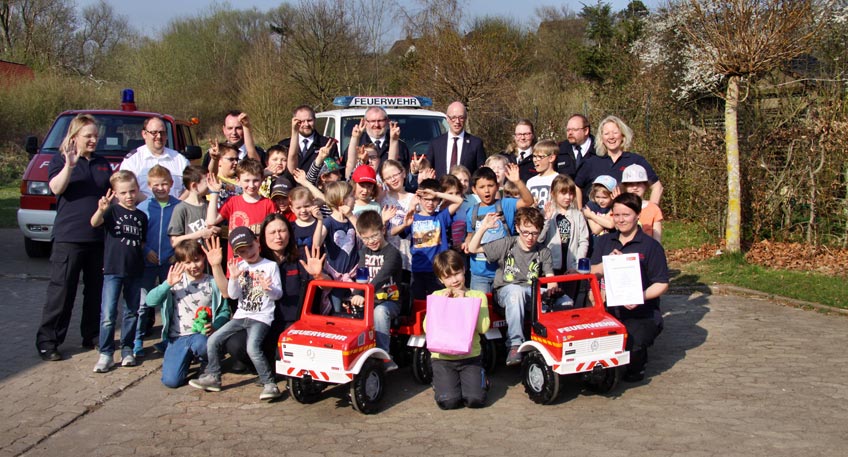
[145,238,230,388]
[427,250,491,409]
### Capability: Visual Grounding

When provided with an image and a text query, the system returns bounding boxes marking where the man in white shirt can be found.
[425,101,486,178]
[120,117,189,199]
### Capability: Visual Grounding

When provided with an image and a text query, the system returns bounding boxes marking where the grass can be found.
[664,220,846,309]
[673,253,847,309]
[0,183,19,228]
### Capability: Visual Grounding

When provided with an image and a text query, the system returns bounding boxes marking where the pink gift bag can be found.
[425,295,481,355]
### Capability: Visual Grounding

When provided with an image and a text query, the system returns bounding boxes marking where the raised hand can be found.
[505,163,520,182]
[410,153,423,174]
[202,236,223,266]
[299,246,326,277]
[390,121,400,140]
[352,118,366,138]
[417,167,435,184]
[97,189,114,212]
[291,168,308,185]
[291,117,301,135]
[64,139,79,167]
[480,212,500,230]
[166,263,186,286]
[206,172,222,192]
[310,205,322,219]
[237,112,251,129]
[317,138,337,160]
[257,272,273,291]
[208,137,221,161]
[543,200,555,220]
[382,205,398,224]
[227,257,244,277]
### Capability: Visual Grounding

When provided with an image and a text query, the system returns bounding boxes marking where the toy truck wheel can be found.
[522,350,560,405]
[350,359,385,414]
[480,335,498,375]
[411,347,432,384]
[584,365,621,394]
[287,377,326,403]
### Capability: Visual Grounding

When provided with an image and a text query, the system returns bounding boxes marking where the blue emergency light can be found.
[332,96,433,108]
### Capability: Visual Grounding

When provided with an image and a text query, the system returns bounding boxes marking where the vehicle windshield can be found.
[41,114,173,155]
[339,115,447,156]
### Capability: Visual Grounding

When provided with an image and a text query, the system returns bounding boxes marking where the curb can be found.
[669,283,848,316]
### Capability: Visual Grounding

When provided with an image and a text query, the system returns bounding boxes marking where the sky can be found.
[78,0,663,41]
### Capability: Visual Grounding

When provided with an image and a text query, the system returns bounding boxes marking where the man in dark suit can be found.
[426,101,486,178]
[278,104,340,171]
[356,106,411,166]
[556,114,595,181]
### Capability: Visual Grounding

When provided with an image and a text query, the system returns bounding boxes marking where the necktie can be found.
[450,137,459,169]
[375,140,382,150]
[302,138,309,154]
[574,145,582,166]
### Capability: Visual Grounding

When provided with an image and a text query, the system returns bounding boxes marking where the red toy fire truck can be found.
[519,274,630,404]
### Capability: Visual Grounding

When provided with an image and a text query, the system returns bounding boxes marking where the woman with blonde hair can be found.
[36,114,114,361]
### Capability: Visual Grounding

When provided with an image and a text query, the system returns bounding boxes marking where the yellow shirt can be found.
[424,289,491,360]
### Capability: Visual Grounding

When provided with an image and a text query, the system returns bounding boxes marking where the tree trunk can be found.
[725,75,741,252]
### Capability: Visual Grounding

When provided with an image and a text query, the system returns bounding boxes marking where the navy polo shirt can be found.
[590,227,669,320]
[574,151,660,192]
[49,154,113,243]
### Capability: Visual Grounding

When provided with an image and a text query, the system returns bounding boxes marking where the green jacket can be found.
[145,274,229,340]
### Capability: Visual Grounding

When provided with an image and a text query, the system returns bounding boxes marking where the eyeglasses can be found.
[566,127,588,133]
[295,118,315,124]
[361,233,382,243]
[532,154,553,160]
[365,155,380,162]
[514,132,533,137]
[383,171,404,182]
[223,157,239,163]
[518,230,540,238]
[366,118,387,124]
[447,115,467,121]
[144,130,166,137]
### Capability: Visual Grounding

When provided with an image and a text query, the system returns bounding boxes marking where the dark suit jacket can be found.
[358,135,410,166]
[511,150,536,182]
[557,134,596,180]
[278,133,340,171]
[426,132,486,178]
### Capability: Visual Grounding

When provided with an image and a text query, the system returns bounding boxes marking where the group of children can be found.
[85,113,666,410]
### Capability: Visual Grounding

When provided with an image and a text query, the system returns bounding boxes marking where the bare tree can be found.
[681,0,821,252]
[74,0,132,75]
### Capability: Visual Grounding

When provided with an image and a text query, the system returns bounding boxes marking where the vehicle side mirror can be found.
[25,136,38,155]
[183,145,202,160]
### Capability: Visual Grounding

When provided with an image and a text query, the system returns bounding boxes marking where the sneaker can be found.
[260,383,282,401]
[189,374,221,392]
[93,353,114,373]
[38,348,62,362]
[506,346,523,366]
[383,358,398,371]
[121,354,137,367]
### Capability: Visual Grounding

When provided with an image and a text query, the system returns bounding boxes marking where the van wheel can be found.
[287,377,326,403]
[350,359,385,414]
[411,347,432,384]
[522,350,560,404]
[24,237,51,258]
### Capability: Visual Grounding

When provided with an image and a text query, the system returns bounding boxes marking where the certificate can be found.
[602,254,644,307]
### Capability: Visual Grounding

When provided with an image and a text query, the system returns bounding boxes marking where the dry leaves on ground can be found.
[667,240,848,277]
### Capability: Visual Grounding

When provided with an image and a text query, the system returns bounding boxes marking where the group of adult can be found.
[35,102,668,383]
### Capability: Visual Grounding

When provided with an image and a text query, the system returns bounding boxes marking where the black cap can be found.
[229,226,257,250]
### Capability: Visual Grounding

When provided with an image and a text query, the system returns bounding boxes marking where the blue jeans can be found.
[161,333,208,388]
[136,263,170,348]
[205,318,273,385]
[98,274,143,357]
[496,284,532,347]
[469,274,494,294]
[374,301,400,352]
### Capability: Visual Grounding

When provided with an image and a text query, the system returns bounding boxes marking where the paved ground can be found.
[0,228,846,456]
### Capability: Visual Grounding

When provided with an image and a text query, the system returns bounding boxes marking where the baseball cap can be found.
[351,164,377,184]
[319,158,341,177]
[270,177,292,197]
[621,164,648,183]
[229,226,257,250]
[592,175,618,192]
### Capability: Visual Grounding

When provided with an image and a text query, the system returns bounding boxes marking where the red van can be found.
[18,90,201,257]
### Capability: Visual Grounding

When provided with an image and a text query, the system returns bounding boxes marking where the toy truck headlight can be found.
[26,181,51,196]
